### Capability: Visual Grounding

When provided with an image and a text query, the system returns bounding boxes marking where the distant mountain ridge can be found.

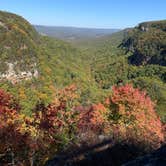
[34,25,120,41]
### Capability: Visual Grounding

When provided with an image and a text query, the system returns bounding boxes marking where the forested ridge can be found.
[0,11,165,166]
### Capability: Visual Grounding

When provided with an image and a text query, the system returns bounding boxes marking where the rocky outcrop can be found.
[45,141,147,166]
[0,62,38,84]
[0,21,7,30]
[123,145,166,166]
[45,143,166,166]
[121,20,166,66]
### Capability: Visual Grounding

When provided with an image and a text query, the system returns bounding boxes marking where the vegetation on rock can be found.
[121,20,166,66]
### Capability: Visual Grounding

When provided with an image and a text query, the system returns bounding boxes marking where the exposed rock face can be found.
[45,144,166,166]
[123,145,166,166]
[139,25,149,32]
[0,20,8,29]
[0,62,38,84]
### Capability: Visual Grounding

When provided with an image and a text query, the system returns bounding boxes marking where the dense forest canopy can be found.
[121,20,166,66]
[0,11,165,166]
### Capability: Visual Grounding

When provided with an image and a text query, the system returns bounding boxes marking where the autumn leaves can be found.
[0,84,165,165]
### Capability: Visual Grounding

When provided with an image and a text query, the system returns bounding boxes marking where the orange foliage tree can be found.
[0,89,48,166]
[75,103,110,145]
[106,84,164,149]
[0,83,165,165]
[77,103,109,134]
[0,89,38,165]
[34,84,79,153]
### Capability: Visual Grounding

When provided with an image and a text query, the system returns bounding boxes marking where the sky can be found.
[0,0,166,29]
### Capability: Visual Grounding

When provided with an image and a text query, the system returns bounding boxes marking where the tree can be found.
[77,103,109,134]
[0,89,29,165]
[34,84,79,156]
[106,84,164,150]
[0,89,43,166]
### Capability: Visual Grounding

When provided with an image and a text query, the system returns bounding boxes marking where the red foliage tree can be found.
[0,90,30,165]
[77,103,109,134]
[34,84,79,155]
[106,84,164,149]
[0,89,43,166]
[0,84,165,165]
[75,103,110,146]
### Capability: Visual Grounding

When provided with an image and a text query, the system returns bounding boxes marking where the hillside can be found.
[36,36,102,103]
[0,11,104,115]
[0,10,165,165]
[0,11,39,83]
[78,27,166,122]
[121,20,166,66]
[34,25,120,42]
[0,11,165,121]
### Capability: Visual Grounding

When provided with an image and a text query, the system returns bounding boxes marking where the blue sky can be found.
[0,0,166,29]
